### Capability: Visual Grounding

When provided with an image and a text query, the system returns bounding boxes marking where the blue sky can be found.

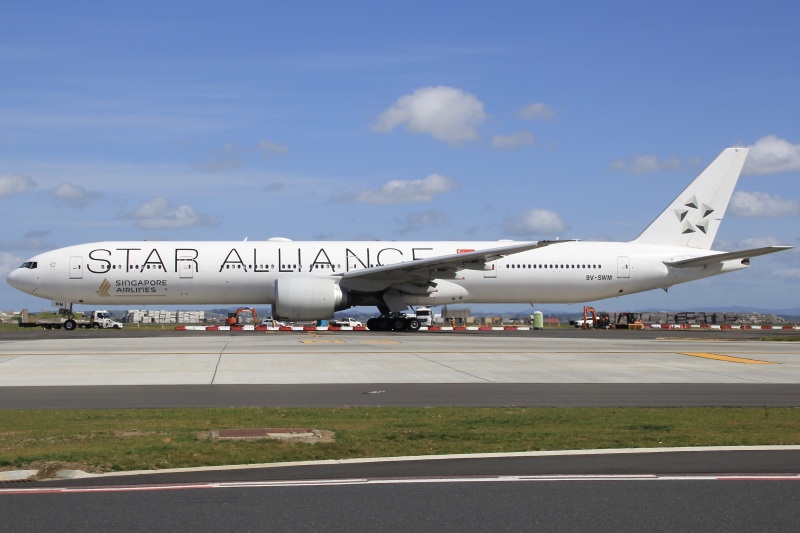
[2,1,798,312]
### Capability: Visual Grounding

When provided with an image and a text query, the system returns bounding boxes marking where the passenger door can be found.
[617,256,630,279]
[69,256,83,279]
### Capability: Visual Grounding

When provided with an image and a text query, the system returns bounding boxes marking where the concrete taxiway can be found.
[1,330,798,386]
[0,330,798,408]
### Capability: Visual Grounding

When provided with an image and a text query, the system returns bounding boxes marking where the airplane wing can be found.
[338,240,566,285]
[665,246,793,268]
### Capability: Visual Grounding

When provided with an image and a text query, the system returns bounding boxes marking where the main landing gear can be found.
[366,314,421,332]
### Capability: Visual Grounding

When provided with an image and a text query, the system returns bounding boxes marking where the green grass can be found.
[2,407,798,473]
[758,335,800,342]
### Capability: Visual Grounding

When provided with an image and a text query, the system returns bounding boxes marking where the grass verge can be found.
[758,335,800,342]
[2,407,799,473]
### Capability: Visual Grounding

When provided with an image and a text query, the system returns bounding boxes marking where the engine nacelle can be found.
[273,277,347,321]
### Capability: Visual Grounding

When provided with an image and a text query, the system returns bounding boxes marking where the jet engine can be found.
[273,277,348,321]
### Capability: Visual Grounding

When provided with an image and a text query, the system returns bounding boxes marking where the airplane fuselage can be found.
[7,239,747,308]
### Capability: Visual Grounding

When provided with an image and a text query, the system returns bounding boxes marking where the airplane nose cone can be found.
[7,268,21,289]
[7,268,35,294]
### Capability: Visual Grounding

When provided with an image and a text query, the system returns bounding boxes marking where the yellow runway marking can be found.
[680,352,776,364]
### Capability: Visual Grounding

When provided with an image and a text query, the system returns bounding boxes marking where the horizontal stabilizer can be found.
[665,246,793,268]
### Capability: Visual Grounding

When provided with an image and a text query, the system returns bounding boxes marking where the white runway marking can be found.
[3,473,800,496]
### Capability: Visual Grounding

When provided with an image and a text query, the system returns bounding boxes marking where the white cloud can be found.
[774,267,800,278]
[372,86,486,145]
[48,182,101,209]
[609,155,682,175]
[720,236,784,249]
[0,174,35,197]
[518,102,556,121]
[258,139,289,160]
[397,209,449,234]
[491,131,536,150]
[0,230,54,252]
[353,173,459,205]
[118,197,220,230]
[198,140,288,172]
[199,142,242,173]
[730,191,799,218]
[743,135,800,175]
[0,251,23,276]
[502,208,567,236]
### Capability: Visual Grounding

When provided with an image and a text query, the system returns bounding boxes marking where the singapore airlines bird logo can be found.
[96,278,111,297]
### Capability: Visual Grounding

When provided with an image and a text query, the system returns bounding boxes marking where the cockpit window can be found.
[19,261,38,269]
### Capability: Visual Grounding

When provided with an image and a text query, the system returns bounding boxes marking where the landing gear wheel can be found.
[391,318,407,331]
[367,318,378,331]
[63,319,77,331]
[406,319,421,331]
[377,317,392,331]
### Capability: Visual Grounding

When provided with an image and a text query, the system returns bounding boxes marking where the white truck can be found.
[329,317,363,328]
[259,318,288,328]
[413,307,434,327]
[19,309,124,330]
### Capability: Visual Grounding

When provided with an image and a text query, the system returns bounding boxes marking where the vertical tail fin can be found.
[633,147,748,249]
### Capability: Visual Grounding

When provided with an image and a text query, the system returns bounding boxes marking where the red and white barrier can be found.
[174,323,797,332]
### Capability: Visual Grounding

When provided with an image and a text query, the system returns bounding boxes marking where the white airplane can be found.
[7,147,791,331]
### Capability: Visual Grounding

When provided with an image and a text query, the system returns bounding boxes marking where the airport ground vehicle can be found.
[259,318,287,327]
[573,309,642,329]
[615,312,644,329]
[413,307,433,326]
[576,306,611,329]
[329,317,363,327]
[571,317,593,328]
[225,307,257,326]
[18,309,123,330]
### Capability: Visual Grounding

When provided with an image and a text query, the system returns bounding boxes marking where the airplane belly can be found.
[460,272,578,304]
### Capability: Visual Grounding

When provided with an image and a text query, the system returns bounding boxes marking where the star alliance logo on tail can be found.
[96,278,111,297]
[675,194,714,235]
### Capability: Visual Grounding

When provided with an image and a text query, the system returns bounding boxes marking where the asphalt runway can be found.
[4,450,800,532]
[4,475,799,532]
[1,328,799,408]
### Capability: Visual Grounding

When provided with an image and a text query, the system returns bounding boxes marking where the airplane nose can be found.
[6,269,19,289]
[7,268,21,289]
[7,268,35,293]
